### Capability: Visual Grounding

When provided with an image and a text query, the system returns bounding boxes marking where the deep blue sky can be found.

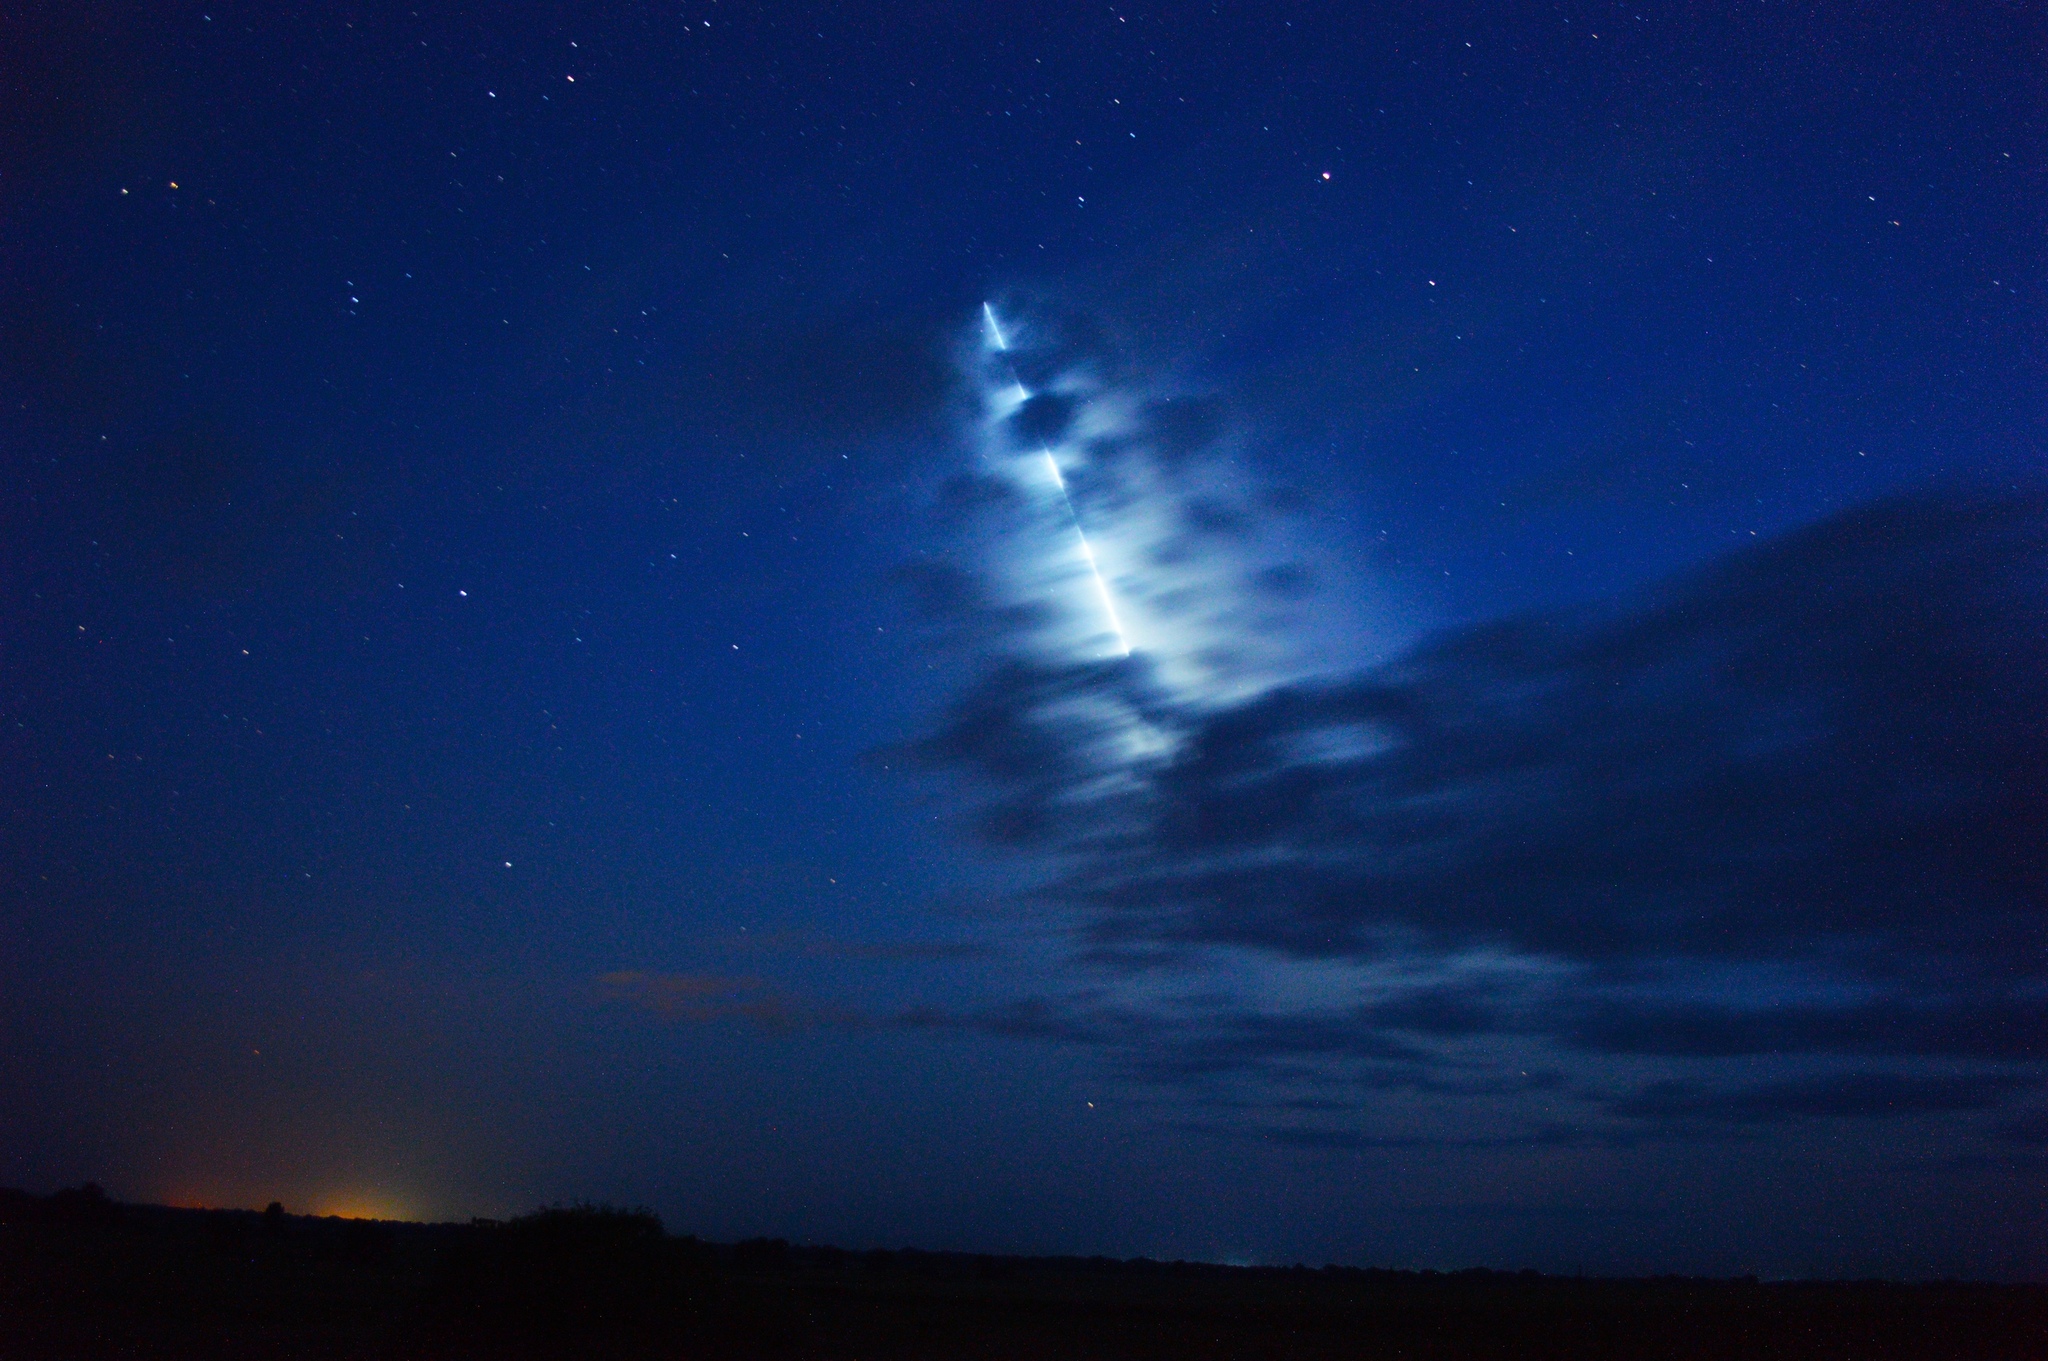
[3,0,2043,1276]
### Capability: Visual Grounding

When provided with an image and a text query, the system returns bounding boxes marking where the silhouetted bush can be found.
[425,1203,682,1339]
[339,1217,393,1265]
[49,1182,114,1222]
[206,1210,250,1254]
[732,1236,791,1274]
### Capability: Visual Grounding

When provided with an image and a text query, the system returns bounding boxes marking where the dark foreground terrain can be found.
[4,1187,2043,1359]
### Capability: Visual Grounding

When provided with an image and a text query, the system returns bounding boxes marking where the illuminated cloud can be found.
[904,304,2048,1145]
[903,302,1390,837]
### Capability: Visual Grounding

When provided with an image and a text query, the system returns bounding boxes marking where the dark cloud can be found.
[1560,993,2048,1061]
[598,971,822,1030]
[719,932,994,963]
[896,655,1181,846]
[1614,1073,2035,1124]
[1180,497,1251,537]
[895,993,1522,1091]
[1251,564,1318,601]
[1239,1122,1589,1152]
[1360,983,1505,1038]
[1133,1009,1436,1077]
[1006,392,1078,449]
[1096,492,2045,972]
[897,997,1130,1046]
[911,490,2048,1078]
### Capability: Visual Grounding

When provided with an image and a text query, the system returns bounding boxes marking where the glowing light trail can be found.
[982,303,1132,657]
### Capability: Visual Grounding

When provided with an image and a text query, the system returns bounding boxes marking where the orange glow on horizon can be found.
[159,1191,225,1211]
[150,1185,420,1221]
[308,1191,413,1222]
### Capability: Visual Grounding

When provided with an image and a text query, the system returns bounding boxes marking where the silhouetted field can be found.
[4,1186,2043,1359]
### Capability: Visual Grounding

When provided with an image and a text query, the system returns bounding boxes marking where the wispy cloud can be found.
[903,303,2048,1138]
[715,931,995,963]
[1612,1072,2037,1125]
[597,971,827,1030]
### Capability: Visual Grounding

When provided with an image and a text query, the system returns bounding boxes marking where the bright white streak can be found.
[984,302,1130,658]
[1043,450,1131,656]
[981,302,1010,352]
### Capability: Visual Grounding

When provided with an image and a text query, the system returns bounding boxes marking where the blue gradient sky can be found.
[3,0,2043,1276]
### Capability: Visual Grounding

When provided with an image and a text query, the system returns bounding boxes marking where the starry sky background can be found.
[3,0,2044,1277]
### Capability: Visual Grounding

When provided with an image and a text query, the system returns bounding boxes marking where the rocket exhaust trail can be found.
[983,304,1132,657]
[1042,443,1131,658]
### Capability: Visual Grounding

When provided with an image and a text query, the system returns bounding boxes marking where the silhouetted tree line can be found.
[423,1203,686,1339]
[4,1184,2046,1359]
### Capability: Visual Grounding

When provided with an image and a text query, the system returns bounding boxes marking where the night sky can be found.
[4,0,2044,1278]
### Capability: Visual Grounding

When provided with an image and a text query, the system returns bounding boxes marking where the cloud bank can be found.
[904,307,2047,1142]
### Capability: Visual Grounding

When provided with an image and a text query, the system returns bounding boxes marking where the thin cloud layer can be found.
[598,971,816,1029]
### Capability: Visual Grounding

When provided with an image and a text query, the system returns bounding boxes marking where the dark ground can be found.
[4,1187,2043,1359]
